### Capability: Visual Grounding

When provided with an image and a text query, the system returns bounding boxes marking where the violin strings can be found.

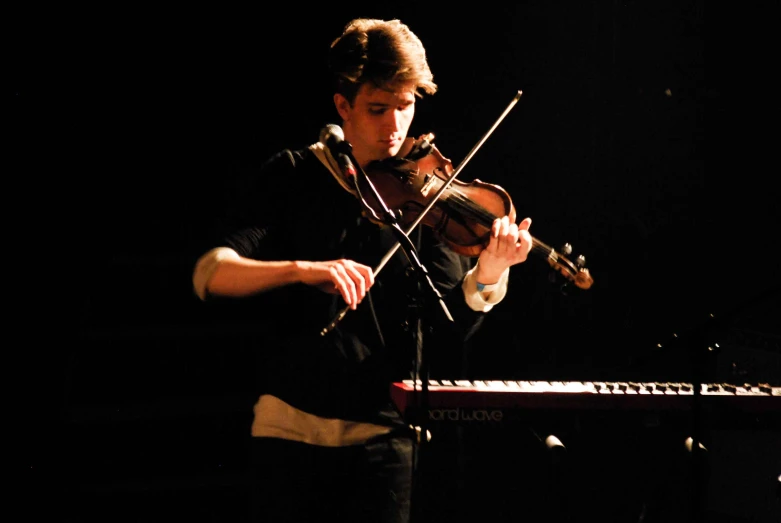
[446,188,502,226]
[446,188,568,261]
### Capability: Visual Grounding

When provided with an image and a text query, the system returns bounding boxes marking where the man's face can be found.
[337,83,416,166]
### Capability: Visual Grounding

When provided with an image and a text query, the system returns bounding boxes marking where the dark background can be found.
[17,1,779,522]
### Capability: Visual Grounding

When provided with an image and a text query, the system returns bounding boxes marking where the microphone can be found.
[320,124,356,177]
[319,123,349,153]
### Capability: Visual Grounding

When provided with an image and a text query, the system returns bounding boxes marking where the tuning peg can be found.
[560,243,573,256]
[576,254,586,268]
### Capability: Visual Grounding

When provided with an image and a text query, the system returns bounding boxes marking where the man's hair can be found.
[329,18,438,103]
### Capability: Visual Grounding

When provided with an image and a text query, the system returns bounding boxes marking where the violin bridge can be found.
[420,173,436,197]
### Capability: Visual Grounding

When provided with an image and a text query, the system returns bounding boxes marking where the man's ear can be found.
[333,93,351,121]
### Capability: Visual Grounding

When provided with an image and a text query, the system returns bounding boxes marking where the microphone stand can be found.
[408,225,432,523]
[341,141,448,523]
[319,91,523,520]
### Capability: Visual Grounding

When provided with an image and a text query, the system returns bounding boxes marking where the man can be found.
[192,18,533,523]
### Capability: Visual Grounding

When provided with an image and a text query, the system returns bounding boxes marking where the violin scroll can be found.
[543,241,593,290]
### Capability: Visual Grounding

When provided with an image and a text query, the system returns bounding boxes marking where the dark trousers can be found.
[249,434,414,523]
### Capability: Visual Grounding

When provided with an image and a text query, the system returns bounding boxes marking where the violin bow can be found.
[321,91,523,336]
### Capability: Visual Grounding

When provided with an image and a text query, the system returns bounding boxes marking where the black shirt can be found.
[204,146,487,427]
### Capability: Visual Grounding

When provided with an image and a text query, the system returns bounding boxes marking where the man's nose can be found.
[385,110,404,132]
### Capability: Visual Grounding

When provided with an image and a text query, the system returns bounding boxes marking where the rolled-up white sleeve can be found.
[461,265,510,312]
[192,247,241,301]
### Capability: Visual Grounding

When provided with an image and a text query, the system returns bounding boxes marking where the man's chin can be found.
[387,143,403,158]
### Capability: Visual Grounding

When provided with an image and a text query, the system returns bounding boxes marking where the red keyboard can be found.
[391,380,781,423]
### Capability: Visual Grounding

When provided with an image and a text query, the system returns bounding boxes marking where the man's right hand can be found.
[299,260,375,310]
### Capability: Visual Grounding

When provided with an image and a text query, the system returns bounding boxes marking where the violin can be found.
[320,91,591,336]
[357,134,594,291]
